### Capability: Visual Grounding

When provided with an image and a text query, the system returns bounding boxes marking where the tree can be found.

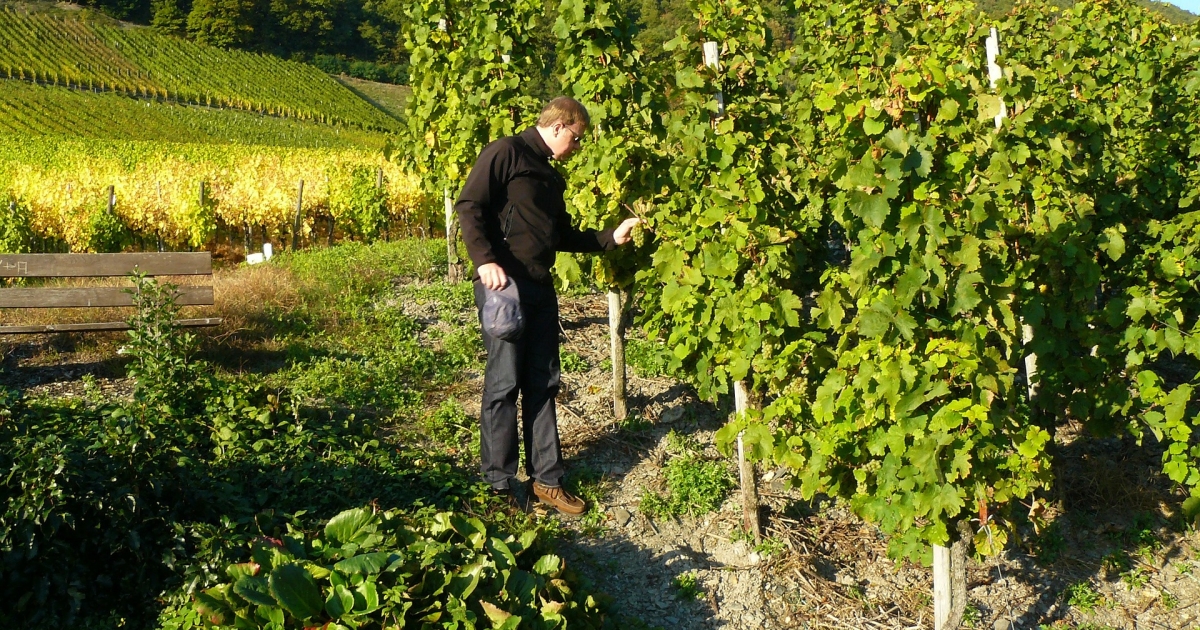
[151,0,190,35]
[187,0,262,49]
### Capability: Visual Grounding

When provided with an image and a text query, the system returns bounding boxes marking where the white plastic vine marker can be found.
[934,544,951,629]
[986,27,1007,129]
[702,41,725,117]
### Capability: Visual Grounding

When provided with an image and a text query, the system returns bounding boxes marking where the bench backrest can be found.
[0,253,220,334]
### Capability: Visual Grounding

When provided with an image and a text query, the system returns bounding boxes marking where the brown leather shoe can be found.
[531,481,587,516]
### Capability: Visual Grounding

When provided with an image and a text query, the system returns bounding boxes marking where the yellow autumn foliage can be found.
[0,136,425,251]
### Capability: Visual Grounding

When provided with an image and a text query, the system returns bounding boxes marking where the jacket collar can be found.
[519,127,553,161]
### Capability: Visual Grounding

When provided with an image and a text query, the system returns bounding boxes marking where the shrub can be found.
[0,196,34,254]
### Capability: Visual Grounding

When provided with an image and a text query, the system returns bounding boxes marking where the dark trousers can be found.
[474,277,564,490]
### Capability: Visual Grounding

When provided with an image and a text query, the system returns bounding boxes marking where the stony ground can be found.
[6,287,1200,630]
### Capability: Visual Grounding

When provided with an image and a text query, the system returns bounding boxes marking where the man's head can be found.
[536,97,590,160]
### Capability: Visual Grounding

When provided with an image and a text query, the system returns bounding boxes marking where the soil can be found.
[5,286,1200,630]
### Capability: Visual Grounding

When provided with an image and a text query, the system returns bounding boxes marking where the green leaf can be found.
[675,68,704,89]
[481,601,518,629]
[741,423,774,462]
[863,117,886,135]
[333,552,399,575]
[950,273,983,315]
[859,305,892,338]
[532,554,563,577]
[1127,297,1148,323]
[1183,495,1200,522]
[1017,427,1051,460]
[269,564,323,620]
[1099,227,1126,261]
[232,576,275,607]
[325,583,355,619]
[1164,385,1192,425]
[354,580,380,613]
[849,191,890,228]
[936,99,959,121]
[324,508,378,546]
[976,94,1004,121]
[883,129,909,154]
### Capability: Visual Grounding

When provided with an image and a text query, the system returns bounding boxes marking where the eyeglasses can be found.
[560,124,584,144]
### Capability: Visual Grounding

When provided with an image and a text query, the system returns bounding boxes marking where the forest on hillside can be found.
[13,0,1195,91]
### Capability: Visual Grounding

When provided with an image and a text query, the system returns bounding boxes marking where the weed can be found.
[561,350,590,373]
[565,467,610,536]
[962,603,983,627]
[664,428,701,455]
[1065,581,1103,613]
[1121,566,1150,591]
[403,280,476,319]
[728,525,786,557]
[1125,512,1161,563]
[122,274,207,413]
[1033,520,1066,564]
[440,326,484,373]
[619,413,653,433]
[1175,561,1194,575]
[755,536,787,558]
[672,571,705,600]
[626,337,673,378]
[80,374,106,406]
[423,399,475,448]
[1162,590,1179,610]
[1101,550,1131,576]
[641,453,733,519]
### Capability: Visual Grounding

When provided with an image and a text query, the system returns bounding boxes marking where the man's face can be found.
[547,121,586,160]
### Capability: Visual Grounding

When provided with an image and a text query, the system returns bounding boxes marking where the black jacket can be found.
[456,127,616,285]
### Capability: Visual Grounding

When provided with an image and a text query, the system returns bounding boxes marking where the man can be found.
[456,96,640,516]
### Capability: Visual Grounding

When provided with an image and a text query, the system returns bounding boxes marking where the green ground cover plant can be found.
[641,430,734,519]
[159,507,604,630]
[0,240,602,630]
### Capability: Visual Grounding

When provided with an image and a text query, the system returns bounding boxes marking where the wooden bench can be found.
[0,253,222,334]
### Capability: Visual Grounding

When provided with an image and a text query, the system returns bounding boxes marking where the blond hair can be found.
[537,97,590,128]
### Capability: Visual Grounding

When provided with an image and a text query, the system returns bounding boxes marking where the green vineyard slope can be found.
[0,80,387,149]
[0,7,400,131]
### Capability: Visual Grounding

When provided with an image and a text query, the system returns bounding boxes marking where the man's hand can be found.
[613,217,642,246]
[478,263,509,291]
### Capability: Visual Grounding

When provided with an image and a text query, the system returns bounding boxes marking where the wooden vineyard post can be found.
[292,179,304,250]
[328,216,335,247]
[106,185,115,215]
[608,289,627,420]
[734,380,761,544]
[444,187,463,283]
